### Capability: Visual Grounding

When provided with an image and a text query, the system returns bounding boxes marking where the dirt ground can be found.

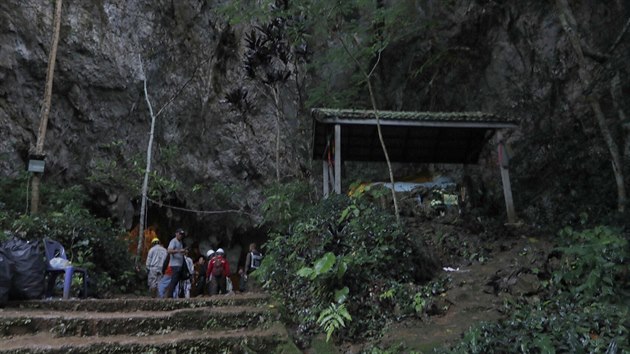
[346,217,554,353]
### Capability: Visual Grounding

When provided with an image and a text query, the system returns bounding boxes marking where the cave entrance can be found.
[311,108,519,223]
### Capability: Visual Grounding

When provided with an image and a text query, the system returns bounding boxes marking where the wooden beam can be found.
[335,124,341,194]
[316,118,518,129]
[497,131,516,223]
[323,160,329,198]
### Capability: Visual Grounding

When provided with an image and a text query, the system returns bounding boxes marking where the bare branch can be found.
[608,17,630,55]
[155,57,212,118]
[367,48,383,78]
[338,36,401,223]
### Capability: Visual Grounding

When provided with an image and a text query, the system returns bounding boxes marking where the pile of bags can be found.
[0,237,46,306]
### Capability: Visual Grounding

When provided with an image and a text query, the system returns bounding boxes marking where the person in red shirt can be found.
[206,248,230,295]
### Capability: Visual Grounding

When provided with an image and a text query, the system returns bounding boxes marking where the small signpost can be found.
[28,155,46,173]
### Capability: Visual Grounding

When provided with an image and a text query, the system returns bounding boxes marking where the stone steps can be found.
[0,306,274,337]
[0,293,296,353]
[0,326,288,354]
[7,293,271,312]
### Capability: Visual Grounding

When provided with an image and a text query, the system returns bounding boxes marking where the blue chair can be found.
[43,239,88,299]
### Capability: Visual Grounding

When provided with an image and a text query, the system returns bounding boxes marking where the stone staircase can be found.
[0,293,298,353]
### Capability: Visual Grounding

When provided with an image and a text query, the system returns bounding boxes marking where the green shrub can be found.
[554,226,629,302]
[255,192,438,342]
[443,226,630,353]
[445,300,629,354]
[0,177,137,296]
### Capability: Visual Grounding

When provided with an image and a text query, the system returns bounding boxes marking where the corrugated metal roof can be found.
[311,108,518,126]
[311,108,518,164]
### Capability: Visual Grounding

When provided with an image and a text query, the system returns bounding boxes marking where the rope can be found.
[145,197,259,218]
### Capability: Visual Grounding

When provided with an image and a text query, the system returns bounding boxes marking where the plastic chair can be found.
[43,239,88,299]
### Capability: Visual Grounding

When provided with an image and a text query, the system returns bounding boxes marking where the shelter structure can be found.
[311,108,519,223]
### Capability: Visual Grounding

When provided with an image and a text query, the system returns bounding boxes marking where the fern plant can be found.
[317,303,352,342]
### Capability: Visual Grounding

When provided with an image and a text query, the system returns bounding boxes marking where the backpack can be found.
[250,251,263,269]
[180,262,190,280]
[212,257,225,277]
[161,256,170,274]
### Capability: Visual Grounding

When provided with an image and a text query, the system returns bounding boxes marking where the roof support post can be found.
[335,124,341,194]
[323,160,330,198]
[497,131,516,223]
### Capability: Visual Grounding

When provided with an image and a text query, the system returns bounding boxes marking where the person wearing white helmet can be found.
[206,248,230,295]
[145,238,167,298]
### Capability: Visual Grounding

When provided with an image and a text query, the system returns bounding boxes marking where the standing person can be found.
[245,243,263,275]
[158,261,173,298]
[145,238,167,298]
[206,248,230,295]
[205,249,215,295]
[242,243,263,292]
[179,250,194,298]
[164,228,186,298]
[194,253,208,297]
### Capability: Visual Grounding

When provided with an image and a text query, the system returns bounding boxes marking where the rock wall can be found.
[1,0,628,237]
[0,0,307,239]
[362,0,630,223]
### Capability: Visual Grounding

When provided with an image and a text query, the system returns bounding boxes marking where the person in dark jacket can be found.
[241,243,263,292]
[193,254,207,297]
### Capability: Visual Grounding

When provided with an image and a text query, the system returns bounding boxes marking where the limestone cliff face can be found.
[0,0,306,237]
[1,1,628,236]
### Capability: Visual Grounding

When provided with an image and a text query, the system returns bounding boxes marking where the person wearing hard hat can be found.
[206,248,230,295]
[202,249,215,296]
[145,237,167,298]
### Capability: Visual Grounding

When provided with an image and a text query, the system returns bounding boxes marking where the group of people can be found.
[144,228,263,298]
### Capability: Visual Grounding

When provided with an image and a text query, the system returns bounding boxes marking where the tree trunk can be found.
[132,58,207,266]
[137,79,157,266]
[339,38,401,223]
[271,86,282,183]
[366,79,401,224]
[555,0,627,212]
[610,73,630,179]
[30,0,63,214]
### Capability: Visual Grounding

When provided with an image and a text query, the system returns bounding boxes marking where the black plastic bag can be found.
[3,238,46,300]
[0,248,12,306]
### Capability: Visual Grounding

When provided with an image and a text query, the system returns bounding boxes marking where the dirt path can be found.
[377,227,552,352]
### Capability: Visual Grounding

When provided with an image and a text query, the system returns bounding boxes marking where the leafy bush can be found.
[445,299,629,353]
[443,226,630,353]
[255,192,438,343]
[259,181,314,232]
[0,177,137,296]
[554,226,629,302]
